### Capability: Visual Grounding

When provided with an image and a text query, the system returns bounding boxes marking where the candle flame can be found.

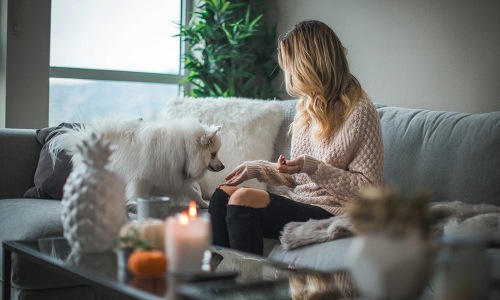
[188,200,197,219]
[178,212,189,225]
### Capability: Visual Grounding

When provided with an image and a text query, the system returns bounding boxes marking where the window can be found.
[49,0,185,126]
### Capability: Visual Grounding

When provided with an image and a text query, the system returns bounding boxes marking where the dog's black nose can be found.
[221,164,225,170]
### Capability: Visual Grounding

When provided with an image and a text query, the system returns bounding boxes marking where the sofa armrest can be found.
[0,128,40,199]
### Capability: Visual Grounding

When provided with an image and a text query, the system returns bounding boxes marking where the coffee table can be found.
[3,237,356,299]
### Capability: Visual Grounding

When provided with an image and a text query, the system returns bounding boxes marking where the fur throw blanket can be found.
[280,201,500,250]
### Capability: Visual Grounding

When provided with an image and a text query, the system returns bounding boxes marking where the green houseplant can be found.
[178,0,278,99]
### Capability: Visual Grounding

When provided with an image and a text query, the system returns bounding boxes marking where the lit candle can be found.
[188,200,197,220]
[165,201,211,274]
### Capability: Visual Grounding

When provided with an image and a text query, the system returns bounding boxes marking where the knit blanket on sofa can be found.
[280,201,500,249]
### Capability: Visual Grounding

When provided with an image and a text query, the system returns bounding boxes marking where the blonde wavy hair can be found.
[278,20,363,141]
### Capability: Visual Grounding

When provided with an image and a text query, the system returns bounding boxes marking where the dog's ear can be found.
[209,126,222,138]
[199,126,221,147]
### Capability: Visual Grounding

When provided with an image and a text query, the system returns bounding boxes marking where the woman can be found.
[208,20,384,255]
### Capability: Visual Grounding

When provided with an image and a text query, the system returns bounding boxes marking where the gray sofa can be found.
[1,100,499,299]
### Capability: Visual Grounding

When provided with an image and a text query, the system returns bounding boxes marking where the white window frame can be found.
[50,68,184,85]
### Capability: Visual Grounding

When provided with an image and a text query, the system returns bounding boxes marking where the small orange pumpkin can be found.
[127,250,168,278]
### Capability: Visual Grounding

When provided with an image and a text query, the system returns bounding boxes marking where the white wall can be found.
[274,0,500,113]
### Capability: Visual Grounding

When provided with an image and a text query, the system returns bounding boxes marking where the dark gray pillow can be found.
[23,123,81,200]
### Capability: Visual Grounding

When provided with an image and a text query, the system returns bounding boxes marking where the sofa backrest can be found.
[272,100,297,162]
[377,105,500,205]
[275,100,500,206]
[0,129,41,199]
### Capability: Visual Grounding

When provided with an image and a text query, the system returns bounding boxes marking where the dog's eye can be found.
[211,152,216,159]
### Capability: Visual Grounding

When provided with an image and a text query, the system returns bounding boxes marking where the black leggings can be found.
[208,187,334,255]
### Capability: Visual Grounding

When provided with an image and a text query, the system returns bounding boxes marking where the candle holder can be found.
[165,201,211,274]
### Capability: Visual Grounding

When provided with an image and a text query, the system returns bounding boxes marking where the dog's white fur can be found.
[48,117,224,210]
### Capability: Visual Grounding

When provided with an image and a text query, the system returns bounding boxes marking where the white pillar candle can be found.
[165,202,211,274]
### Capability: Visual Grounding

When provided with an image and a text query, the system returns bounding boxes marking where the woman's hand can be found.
[277,154,304,174]
[223,164,248,186]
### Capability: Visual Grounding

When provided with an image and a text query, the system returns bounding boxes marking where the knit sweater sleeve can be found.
[301,100,384,198]
[244,160,296,188]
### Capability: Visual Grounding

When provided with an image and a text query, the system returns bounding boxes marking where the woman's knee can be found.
[228,188,270,208]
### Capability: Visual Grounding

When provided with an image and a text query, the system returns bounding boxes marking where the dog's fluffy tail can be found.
[47,118,143,168]
[48,124,95,169]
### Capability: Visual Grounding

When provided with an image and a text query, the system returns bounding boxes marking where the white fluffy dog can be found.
[48,117,224,210]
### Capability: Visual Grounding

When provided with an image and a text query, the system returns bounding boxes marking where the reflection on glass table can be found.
[25,237,358,299]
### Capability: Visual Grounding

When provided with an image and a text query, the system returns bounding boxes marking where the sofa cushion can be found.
[268,237,354,272]
[0,199,81,289]
[378,107,500,205]
[24,123,81,200]
[161,97,284,199]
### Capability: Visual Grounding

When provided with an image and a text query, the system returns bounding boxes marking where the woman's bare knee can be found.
[228,188,269,208]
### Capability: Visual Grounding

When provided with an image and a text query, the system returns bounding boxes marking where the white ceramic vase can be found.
[61,133,126,253]
[347,231,432,299]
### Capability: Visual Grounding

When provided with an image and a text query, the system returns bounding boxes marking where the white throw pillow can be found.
[160,97,284,200]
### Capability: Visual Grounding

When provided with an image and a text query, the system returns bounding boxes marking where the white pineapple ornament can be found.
[61,133,126,253]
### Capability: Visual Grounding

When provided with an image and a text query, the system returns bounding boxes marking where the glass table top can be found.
[6,237,356,299]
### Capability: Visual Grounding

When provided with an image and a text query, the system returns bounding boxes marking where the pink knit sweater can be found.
[245,96,384,215]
